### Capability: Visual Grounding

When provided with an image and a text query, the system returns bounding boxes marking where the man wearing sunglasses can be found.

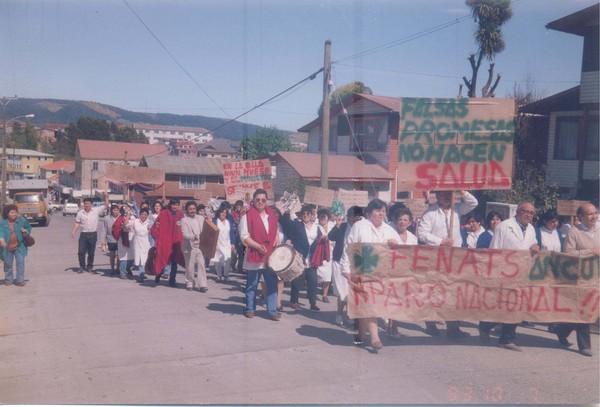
[239,189,281,320]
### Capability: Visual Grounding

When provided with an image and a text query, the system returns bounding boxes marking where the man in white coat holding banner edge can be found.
[487,201,540,351]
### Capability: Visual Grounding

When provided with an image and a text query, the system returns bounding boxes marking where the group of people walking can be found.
[3,186,595,357]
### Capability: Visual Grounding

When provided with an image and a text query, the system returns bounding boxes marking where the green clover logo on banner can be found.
[353,246,379,275]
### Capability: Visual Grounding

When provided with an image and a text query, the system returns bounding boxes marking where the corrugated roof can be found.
[275,151,392,181]
[142,155,231,175]
[196,138,239,154]
[77,139,169,160]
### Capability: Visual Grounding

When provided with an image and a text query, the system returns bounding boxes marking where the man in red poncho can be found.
[151,198,185,287]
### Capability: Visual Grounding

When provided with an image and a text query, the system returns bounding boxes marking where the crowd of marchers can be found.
[3,188,596,356]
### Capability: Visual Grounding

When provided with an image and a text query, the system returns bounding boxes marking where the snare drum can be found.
[267,244,305,282]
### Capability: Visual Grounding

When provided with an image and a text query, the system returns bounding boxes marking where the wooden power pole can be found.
[320,40,331,189]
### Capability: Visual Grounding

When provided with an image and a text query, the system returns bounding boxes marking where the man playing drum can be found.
[240,188,282,321]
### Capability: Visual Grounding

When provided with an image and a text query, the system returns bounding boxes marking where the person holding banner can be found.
[281,204,323,312]
[240,188,281,320]
[555,203,599,357]
[417,190,478,339]
[329,206,363,326]
[484,201,540,352]
[344,198,401,352]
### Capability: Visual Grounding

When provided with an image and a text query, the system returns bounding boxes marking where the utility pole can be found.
[1,96,17,217]
[320,40,331,190]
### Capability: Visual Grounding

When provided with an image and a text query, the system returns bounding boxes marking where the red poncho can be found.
[150,208,185,274]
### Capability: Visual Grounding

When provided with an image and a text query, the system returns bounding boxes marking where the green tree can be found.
[463,0,513,98]
[9,122,40,150]
[318,81,372,116]
[241,126,293,160]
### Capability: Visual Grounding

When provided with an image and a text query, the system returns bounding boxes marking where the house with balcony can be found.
[522,3,599,199]
[6,148,53,179]
[132,123,213,145]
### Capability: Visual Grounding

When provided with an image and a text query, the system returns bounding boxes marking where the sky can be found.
[0,0,596,133]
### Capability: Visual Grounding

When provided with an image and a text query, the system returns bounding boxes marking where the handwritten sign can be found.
[222,159,272,202]
[275,191,302,215]
[347,243,599,323]
[557,200,590,216]
[337,188,369,208]
[303,186,335,207]
[399,198,427,218]
[396,97,515,191]
[106,163,165,184]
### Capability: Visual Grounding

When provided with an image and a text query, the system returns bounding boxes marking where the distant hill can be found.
[7,98,274,141]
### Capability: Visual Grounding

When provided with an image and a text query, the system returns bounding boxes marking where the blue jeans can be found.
[4,250,25,283]
[119,259,134,277]
[245,268,278,315]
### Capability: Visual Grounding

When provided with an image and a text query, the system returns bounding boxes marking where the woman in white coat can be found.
[130,208,152,283]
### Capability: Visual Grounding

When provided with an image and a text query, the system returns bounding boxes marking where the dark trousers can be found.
[425,320,460,332]
[479,322,518,344]
[556,323,591,350]
[78,232,97,269]
[290,267,317,306]
[168,257,178,286]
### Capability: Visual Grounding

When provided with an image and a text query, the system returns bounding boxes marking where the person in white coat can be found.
[417,190,478,338]
[130,208,152,283]
[483,201,540,352]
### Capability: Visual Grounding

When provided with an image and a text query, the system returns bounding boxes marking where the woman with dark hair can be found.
[535,209,564,252]
[343,198,401,352]
[213,207,236,281]
[316,208,335,303]
[0,204,32,286]
[476,211,503,249]
[465,212,485,249]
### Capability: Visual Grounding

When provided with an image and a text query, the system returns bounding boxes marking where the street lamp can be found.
[1,111,35,216]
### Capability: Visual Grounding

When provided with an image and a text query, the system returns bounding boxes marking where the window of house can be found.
[92,161,99,171]
[92,179,98,188]
[348,116,388,152]
[179,175,206,189]
[585,117,599,161]
[553,117,579,160]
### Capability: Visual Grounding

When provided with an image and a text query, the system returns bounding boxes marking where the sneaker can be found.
[310,304,321,312]
[4,280,13,286]
[353,335,365,345]
[580,349,593,357]
[244,311,255,319]
[199,287,208,293]
[322,296,330,303]
[501,343,523,352]
[15,281,26,287]
[290,303,300,309]
[270,313,282,321]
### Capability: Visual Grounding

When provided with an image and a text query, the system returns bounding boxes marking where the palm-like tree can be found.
[463,0,513,98]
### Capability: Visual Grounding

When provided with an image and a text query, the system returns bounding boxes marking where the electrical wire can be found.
[122,0,230,119]
[334,14,471,64]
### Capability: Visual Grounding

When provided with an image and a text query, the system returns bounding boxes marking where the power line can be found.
[334,14,472,64]
[122,0,230,119]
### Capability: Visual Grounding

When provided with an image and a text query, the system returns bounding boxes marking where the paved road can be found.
[0,213,598,404]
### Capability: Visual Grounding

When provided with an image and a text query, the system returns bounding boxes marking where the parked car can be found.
[63,203,80,216]
[49,202,64,212]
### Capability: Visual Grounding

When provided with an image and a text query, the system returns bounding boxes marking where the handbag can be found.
[17,218,35,247]
[23,233,35,247]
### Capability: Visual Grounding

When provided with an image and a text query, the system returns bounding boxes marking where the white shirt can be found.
[540,226,562,251]
[466,225,486,249]
[417,191,478,247]
[489,217,537,250]
[75,205,106,233]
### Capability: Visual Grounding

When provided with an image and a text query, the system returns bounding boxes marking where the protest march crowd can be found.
[7,187,593,356]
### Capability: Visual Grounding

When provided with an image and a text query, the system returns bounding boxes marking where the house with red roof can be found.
[69,140,169,197]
